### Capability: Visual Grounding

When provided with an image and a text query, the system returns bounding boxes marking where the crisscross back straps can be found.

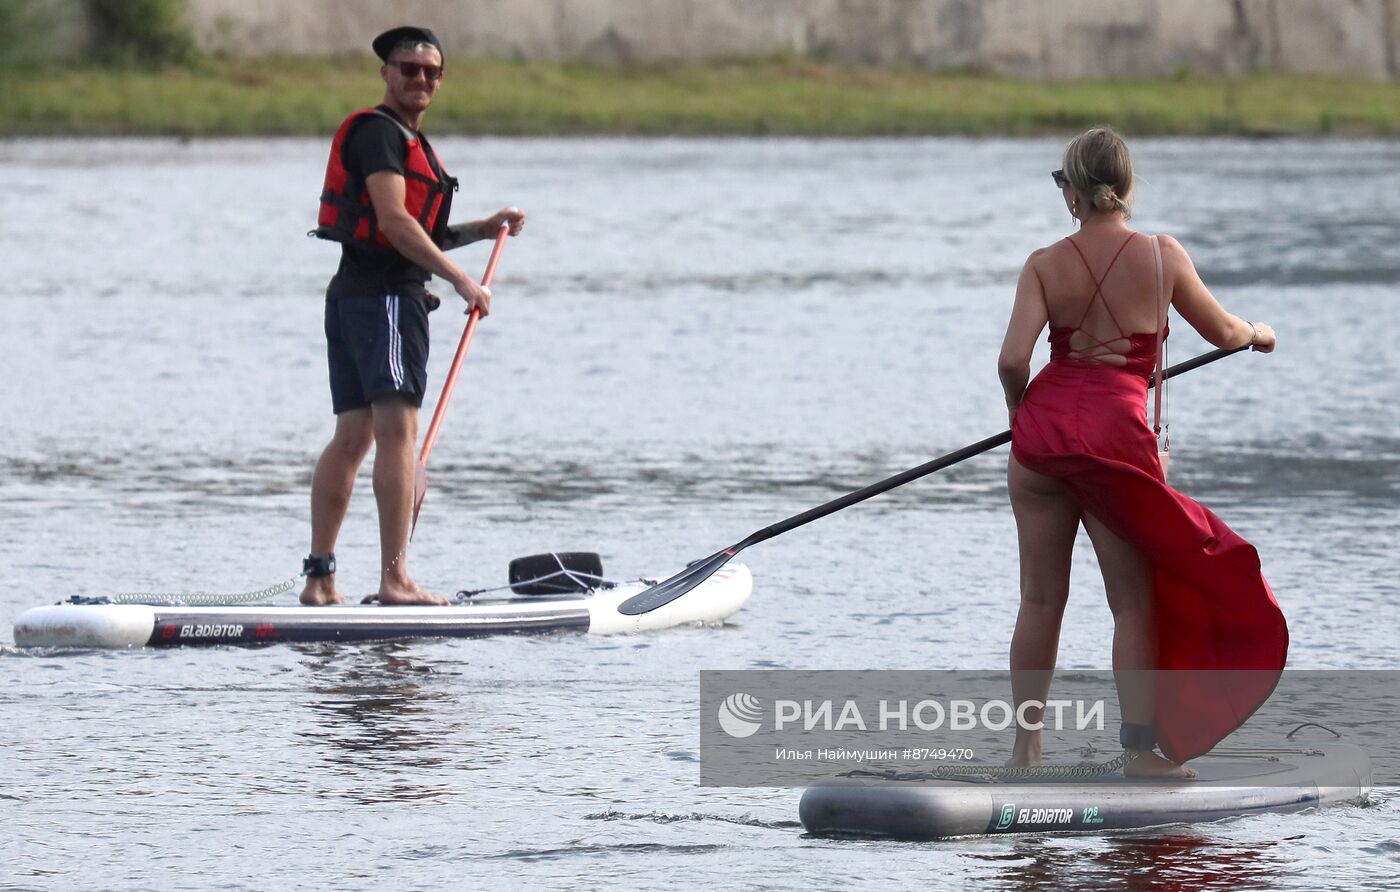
[1064,232,1137,359]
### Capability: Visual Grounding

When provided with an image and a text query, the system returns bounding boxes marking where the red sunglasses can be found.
[391,61,443,82]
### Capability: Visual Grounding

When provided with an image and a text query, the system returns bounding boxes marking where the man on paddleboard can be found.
[303,26,525,606]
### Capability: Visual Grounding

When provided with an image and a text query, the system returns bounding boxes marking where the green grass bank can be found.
[2,57,1397,137]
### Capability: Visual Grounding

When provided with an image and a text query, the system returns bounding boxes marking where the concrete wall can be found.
[6,0,91,62]
[184,0,1400,80]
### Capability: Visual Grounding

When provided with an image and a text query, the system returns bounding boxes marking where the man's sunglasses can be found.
[1051,169,1070,189]
[391,61,443,82]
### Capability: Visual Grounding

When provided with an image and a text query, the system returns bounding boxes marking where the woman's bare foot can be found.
[1124,750,1198,779]
[1005,735,1041,767]
[377,579,448,606]
[300,576,345,606]
[1005,745,1040,768]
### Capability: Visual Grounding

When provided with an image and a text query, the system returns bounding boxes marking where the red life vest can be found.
[314,107,456,251]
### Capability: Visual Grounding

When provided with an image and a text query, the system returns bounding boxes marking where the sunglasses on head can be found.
[391,61,443,81]
[1051,169,1070,189]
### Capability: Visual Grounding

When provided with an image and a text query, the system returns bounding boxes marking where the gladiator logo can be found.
[995,803,1016,831]
[717,692,764,738]
[179,624,244,638]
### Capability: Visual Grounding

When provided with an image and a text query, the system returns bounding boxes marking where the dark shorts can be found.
[324,294,430,414]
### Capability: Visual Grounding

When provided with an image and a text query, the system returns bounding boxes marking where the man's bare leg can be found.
[302,409,374,605]
[370,397,447,605]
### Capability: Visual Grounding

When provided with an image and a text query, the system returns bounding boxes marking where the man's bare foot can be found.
[377,579,448,606]
[300,577,345,606]
[1124,750,1198,779]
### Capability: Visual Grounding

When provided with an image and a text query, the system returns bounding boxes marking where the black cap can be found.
[372,26,442,62]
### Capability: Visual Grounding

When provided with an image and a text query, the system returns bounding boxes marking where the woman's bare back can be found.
[1036,228,1165,366]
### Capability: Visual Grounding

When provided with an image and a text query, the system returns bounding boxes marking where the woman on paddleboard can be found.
[998,127,1287,777]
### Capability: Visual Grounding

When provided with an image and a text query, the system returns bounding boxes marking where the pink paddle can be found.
[411,221,510,537]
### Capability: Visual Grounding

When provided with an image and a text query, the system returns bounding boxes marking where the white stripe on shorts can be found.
[385,294,404,388]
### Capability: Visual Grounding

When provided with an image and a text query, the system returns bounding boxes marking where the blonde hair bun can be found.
[1091,183,1127,213]
[1063,127,1134,218]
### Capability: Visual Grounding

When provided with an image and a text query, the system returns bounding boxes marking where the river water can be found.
[1,137,1396,889]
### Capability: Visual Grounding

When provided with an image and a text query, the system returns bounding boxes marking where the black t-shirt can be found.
[327,106,433,300]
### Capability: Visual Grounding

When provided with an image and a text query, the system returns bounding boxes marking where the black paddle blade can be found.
[618,547,740,615]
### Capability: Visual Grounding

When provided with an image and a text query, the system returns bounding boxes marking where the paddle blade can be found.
[410,460,428,540]
[618,547,740,616]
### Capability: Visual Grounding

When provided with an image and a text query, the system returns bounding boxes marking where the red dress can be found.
[1010,234,1289,763]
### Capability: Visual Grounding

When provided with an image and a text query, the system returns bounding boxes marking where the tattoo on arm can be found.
[440,222,485,251]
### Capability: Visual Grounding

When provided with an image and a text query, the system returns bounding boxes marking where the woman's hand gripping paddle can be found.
[618,345,1248,616]
[411,221,510,538]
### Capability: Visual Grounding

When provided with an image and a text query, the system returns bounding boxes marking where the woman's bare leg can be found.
[1082,513,1196,778]
[1006,456,1081,766]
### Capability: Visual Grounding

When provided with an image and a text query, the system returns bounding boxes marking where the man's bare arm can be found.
[364,171,491,314]
[440,207,528,251]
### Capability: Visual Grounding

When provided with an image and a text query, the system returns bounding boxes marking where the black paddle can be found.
[619,345,1248,616]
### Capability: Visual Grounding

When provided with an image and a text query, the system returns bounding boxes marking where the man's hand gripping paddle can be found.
[411,221,510,538]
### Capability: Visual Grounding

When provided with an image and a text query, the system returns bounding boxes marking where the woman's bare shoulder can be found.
[1024,238,1066,269]
[1152,233,1188,255]
[1150,234,1200,272]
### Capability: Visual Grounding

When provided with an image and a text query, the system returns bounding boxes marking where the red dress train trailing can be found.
[1010,235,1288,763]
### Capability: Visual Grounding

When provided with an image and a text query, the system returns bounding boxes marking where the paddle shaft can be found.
[418,222,510,467]
[739,345,1246,550]
[617,344,1247,616]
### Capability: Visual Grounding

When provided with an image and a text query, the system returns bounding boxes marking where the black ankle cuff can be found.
[1120,722,1157,751]
[303,553,336,578]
